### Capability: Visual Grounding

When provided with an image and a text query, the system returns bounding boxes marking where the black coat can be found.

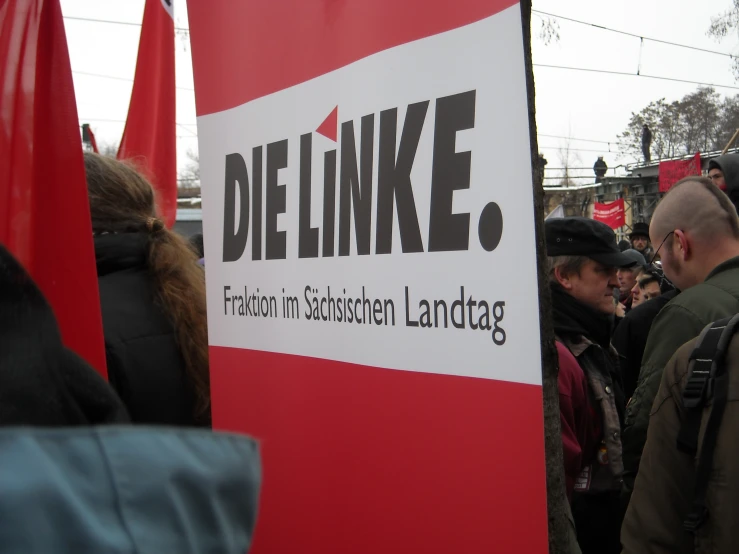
[612,290,677,400]
[0,243,128,426]
[95,233,202,426]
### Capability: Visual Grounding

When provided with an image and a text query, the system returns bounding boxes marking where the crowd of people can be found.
[7,143,739,551]
[550,169,739,553]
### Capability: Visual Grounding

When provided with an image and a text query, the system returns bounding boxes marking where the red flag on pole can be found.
[658,152,701,192]
[0,0,107,376]
[118,0,177,227]
[593,199,626,229]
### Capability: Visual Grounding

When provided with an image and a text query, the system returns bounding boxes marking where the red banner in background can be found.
[593,198,626,229]
[118,0,177,227]
[0,0,107,376]
[659,152,701,192]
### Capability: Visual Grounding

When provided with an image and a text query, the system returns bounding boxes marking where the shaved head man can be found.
[622,176,739,507]
[649,178,739,291]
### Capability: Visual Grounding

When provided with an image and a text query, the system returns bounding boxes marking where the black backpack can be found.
[676,314,739,533]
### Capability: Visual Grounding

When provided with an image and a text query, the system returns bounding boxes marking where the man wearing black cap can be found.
[546,216,636,554]
[629,222,653,262]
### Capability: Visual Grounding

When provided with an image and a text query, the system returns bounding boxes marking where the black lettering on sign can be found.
[298,133,319,258]
[322,150,337,257]
[222,153,249,262]
[266,139,288,260]
[376,101,428,254]
[252,146,263,260]
[428,90,476,252]
[339,114,374,256]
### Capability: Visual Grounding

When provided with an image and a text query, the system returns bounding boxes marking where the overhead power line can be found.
[533,10,736,60]
[80,116,198,127]
[538,133,628,146]
[63,14,189,32]
[538,145,615,155]
[534,63,739,91]
[72,70,194,92]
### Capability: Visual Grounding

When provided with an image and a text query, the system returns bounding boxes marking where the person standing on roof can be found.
[594,157,608,183]
[641,125,652,165]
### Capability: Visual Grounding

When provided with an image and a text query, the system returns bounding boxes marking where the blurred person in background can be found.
[190,232,205,266]
[613,266,676,400]
[85,153,211,426]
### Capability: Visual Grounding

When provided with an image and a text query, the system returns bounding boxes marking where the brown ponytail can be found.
[83,153,210,420]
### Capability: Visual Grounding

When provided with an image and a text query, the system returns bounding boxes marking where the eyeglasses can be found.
[648,230,675,265]
[641,263,674,293]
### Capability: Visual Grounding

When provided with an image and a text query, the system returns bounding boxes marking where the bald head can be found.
[651,177,739,246]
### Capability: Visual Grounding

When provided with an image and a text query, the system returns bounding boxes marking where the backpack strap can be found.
[676,314,739,533]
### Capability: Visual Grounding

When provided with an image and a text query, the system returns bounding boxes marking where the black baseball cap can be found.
[546,217,638,268]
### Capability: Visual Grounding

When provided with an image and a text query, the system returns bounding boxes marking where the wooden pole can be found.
[722,128,739,155]
[520,2,578,552]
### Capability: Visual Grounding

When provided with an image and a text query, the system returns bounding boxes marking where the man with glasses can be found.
[622,176,739,507]
[546,217,637,554]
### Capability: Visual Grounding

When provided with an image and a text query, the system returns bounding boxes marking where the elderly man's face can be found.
[562,259,620,315]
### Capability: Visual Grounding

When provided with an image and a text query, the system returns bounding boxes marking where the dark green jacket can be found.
[622,330,739,554]
[622,256,739,501]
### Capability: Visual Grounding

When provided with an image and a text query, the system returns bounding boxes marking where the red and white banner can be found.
[593,198,625,229]
[188,1,547,552]
[0,0,107,375]
[118,0,177,227]
[659,152,701,192]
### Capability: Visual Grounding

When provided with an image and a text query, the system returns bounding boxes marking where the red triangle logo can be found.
[316,106,338,142]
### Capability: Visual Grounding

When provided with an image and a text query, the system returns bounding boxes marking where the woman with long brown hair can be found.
[84,152,210,426]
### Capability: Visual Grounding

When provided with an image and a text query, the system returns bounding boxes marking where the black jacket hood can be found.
[709,154,739,211]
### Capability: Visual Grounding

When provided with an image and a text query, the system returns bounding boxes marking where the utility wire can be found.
[63,14,189,33]
[79,116,199,130]
[539,133,628,146]
[73,70,194,91]
[538,145,616,154]
[533,10,736,60]
[534,63,739,91]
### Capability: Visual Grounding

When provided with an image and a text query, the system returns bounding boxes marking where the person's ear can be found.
[674,230,690,261]
[554,266,574,290]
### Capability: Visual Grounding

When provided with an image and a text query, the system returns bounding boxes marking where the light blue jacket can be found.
[0,427,261,553]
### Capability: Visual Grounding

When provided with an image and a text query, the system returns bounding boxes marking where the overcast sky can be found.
[60,0,739,182]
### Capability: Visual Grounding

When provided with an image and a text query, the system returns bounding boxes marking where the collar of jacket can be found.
[94,233,149,277]
[705,255,739,283]
[557,333,618,359]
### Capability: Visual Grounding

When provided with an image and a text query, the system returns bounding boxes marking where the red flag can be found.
[0,0,107,376]
[659,152,701,192]
[593,198,626,229]
[118,0,177,227]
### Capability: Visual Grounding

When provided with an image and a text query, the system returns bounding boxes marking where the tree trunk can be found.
[520,2,578,553]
